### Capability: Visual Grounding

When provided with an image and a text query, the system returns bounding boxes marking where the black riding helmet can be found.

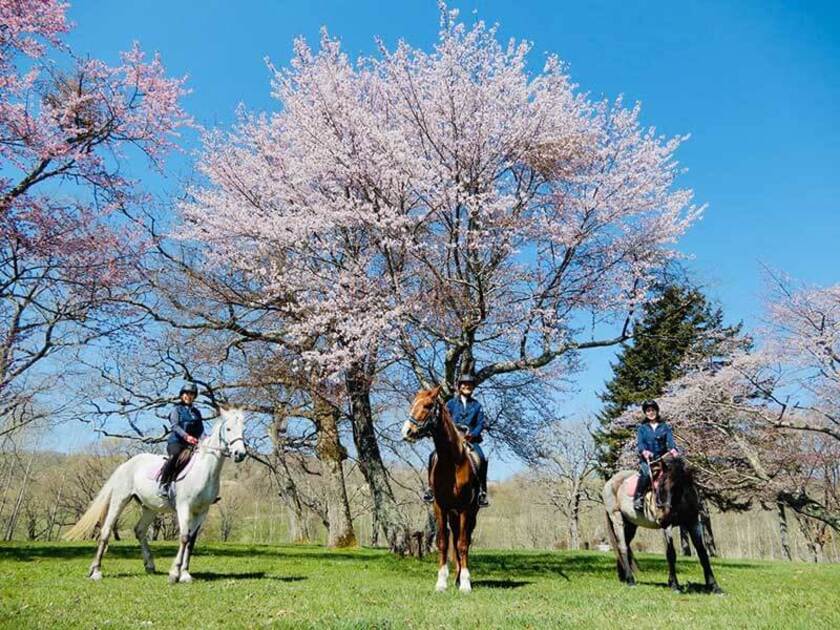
[179,382,198,397]
[641,399,659,413]
[458,374,477,386]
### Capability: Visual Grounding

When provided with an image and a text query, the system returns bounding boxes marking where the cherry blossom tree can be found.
[179,6,701,550]
[0,0,188,436]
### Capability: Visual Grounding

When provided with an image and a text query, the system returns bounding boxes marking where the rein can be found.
[197,416,244,459]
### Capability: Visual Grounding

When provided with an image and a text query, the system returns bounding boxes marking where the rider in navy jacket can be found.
[633,399,679,511]
[158,382,204,495]
[423,374,490,507]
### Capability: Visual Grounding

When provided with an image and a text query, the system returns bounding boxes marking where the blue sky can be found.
[59,1,839,466]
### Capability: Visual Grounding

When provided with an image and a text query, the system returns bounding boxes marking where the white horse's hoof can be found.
[435,565,449,592]
[178,572,193,583]
[168,572,179,585]
[459,569,472,593]
[89,570,102,581]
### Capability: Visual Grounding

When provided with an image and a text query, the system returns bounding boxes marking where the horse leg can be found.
[168,503,192,584]
[663,526,680,591]
[621,520,637,586]
[179,511,208,583]
[89,493,132,581]
[449,511,462,588]
[687,519,723,594]
[457,510,476,593]
[434,503,449,592]
[134,507,157,574]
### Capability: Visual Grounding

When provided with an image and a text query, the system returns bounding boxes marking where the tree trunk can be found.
[777,501,792,561]
[4,451,34,541]
[312,394,356,548]
[569,490,581,550]
[346,362,408,554]
[270,410,311,544]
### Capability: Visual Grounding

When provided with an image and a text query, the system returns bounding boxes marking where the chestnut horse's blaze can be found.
[402,386,480,593]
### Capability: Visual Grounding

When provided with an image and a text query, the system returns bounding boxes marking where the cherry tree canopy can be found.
[181,7,701,389]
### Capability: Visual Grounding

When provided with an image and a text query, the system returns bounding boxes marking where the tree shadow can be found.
[472,579,531,589]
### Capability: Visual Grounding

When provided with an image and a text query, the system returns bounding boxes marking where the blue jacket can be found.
[446,396,485,439]
[168,403,204,446]
[636,421,676,459]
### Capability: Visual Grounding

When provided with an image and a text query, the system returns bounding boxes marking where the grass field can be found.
[1,542,837,629]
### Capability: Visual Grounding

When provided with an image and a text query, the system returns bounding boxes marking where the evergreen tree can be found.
[595,283,741,475]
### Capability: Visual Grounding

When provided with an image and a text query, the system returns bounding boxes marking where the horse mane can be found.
[666,456,695,487]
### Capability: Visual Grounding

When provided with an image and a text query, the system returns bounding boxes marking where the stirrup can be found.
[478,491,489,507]
[422,488,434,504]
[633,496,645,512]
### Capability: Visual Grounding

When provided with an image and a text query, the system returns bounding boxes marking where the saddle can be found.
[625,462,666,522]
[152,448,195,484]
[464,443,481,478]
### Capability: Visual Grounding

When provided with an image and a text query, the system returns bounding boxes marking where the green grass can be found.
[1,542,837,629]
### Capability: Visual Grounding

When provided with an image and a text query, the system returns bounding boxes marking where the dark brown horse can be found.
[603,455,722,593]
[402,386,480,593]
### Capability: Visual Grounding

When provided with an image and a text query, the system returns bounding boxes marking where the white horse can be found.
[64,406,247,583]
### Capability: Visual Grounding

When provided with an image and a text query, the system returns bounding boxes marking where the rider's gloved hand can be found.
[642,450,653,460]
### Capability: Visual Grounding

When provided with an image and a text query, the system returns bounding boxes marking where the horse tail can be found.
[63,477,115,541]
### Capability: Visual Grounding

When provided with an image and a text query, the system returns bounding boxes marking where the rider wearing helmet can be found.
[157,382,205,497]
[423,373,490,508]
[633,400,679,512]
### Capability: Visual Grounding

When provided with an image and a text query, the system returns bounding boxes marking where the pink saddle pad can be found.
[625,474,639,497]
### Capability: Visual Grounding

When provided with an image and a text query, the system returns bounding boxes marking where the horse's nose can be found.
[234,450,246,463]
[401,420,415,441]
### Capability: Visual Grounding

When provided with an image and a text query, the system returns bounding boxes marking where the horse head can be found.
[401,386,442,442]
[657,455,693,522]
[217,406,248,463]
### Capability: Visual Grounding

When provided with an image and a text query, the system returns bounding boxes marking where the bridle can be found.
[406,397,442,439]
[199,415,245,458]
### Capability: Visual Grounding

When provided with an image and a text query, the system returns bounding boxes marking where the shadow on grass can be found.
[637,580,724,595]
[0,543,763,580]
[192,572,306,582]
[472,579,531,589]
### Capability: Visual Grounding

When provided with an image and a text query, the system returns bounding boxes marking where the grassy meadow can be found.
[1,542,837,629]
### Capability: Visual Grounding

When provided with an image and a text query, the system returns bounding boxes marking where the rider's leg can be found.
[423,451,436,503]
[473,444,489,507]
[158,442,182,497]
[633,462,650,511]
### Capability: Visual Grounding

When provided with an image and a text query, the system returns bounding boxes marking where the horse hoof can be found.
[459,582,472,593]
[179,572,193,583]
[145,565,156,574]
[89,570,102,581]
[711,585,725,595]
[168,572,179,585]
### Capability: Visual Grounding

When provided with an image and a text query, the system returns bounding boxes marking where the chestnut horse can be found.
[602,455,722,593]
[402,386,480,593]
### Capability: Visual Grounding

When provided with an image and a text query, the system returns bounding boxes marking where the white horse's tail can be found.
[63,475,115,541]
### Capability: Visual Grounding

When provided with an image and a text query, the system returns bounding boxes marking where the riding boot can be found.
[478,458,489,507]
[633,470,650,512]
